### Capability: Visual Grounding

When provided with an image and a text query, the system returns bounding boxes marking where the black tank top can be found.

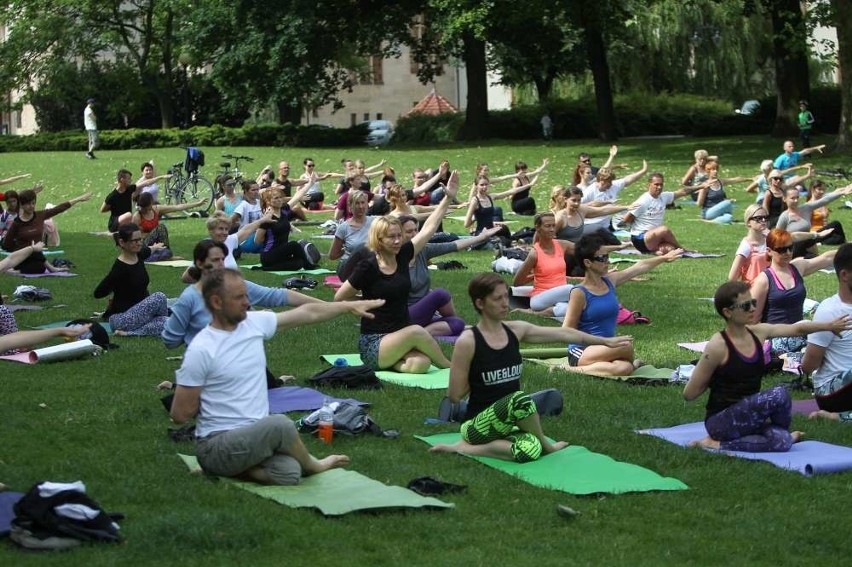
[705,329,767,418]
[465,324,523,420]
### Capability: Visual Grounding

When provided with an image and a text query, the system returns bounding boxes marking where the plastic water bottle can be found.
[334,357,348,367]
[318,399,334,444]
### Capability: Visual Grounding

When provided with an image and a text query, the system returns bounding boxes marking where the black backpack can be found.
[308,364,381,389]
[66,319,115,350]
[296,402,396,438]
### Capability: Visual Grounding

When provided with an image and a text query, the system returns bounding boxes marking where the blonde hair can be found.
[760,159,774,174]
[206,211,231,231]
[694,149,709,161]
[348,189,367,212]
[260,187,283,210]
[387,184,406,207]
[596,167,614,182]
[743,203,766,224]
[549,185,568,211]
[367,216,402,252]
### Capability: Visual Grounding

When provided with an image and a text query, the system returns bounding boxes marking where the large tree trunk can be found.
[585,26,616,142]
[534,74,555,103]
[768,0,810,137]
[832,0,852,152]
[460,32,488,140]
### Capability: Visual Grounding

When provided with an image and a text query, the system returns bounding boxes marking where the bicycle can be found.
[165,149,216,213]
[218,153,255,183]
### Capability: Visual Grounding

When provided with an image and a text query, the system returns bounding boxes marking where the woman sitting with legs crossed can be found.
[683,281,851,451]
[429,272,633,462]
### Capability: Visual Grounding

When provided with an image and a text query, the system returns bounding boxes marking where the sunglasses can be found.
[732,298,758,312]
[305,163,315,167]
[592,254,609,263]
[749,215,768,222]
[772,245,794,254]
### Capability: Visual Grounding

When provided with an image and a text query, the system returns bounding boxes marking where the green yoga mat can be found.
[240,265,335,276]
[321,354,449,390]
[416,433,687,495]
[1,249,64,256]
[524,357,673,385]
[178,454,453,515]
[31,320,113,334]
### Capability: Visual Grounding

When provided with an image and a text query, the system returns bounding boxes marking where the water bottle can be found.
[318,399,334,444]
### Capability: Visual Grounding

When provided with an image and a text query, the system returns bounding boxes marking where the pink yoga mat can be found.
[17,271,78,278]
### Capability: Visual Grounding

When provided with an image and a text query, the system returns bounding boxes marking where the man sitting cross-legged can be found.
[170,268,383,485]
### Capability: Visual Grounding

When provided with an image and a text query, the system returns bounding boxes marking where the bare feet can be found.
[511,307,555,318]
[278,375,296,384]
[157,380,174,391]
[791,431,805,443]
[543,441,570,454]
[113,330,129,336]
[688,436,721,450]
[808,409,840,421]
[632,359,645,370]
[305,454,350,475]
[429,442,465,454]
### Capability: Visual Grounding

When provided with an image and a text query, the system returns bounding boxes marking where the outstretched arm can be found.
[0,241,44,272]
[411,170,459,254]
[608,247,682,286]
[0,325,91,354]
[507,320,632,350]
[156,199,206,215]
[621,160,649,187]
[275,299,384,331]
[799,144,826,157]
[0,174,31,186]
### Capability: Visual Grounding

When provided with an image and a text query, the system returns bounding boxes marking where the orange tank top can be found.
[531,241,567,296]
[810,207,827,232]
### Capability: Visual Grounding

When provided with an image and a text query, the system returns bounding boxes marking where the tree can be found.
[830,0,852,151]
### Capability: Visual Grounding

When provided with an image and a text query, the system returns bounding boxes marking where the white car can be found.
[734,100,760,116]
[362,120,393,146]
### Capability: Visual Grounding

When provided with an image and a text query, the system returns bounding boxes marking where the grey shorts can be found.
[195,414,301,485]
[359,333,385,370]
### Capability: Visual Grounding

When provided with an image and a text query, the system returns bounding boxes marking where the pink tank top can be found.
[531,241,567,296]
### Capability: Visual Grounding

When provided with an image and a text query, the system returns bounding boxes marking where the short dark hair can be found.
[714,281,750,318]
[141,162,154,172]
[117,169,131,181]
[397,214,417,229]
[515,161,528,172]
[114,222,140,246]
[194,239,228,266]
[468,272,508,314]
[833,243,852,276]
[137,192,154,208]
[201,268,243,312]
[17,189,36,206]
[574,234,606,270]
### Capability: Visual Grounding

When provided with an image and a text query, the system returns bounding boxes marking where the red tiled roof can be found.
[405,89,458,116]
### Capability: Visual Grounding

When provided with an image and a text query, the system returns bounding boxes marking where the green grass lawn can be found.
[1,136,851,566]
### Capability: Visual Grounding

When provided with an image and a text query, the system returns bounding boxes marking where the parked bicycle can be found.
[165,147,216,213]
[218,153,255,183]
[815,167,852,190]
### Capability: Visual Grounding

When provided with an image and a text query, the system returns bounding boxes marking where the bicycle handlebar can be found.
[222,154,254,162]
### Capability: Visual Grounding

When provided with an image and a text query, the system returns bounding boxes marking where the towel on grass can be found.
[678,341,708,353]
[31,320,113,333]
[323,275,342,289]
[523,355,673,385]
[146,259,193,268]
[268,386,370,414]
[416,433,687,495]
[321,354,449,390]
[637,421,852,476]
[17,271,78,278]
[178,455,452,515]
[240,265,335,276]
[0,491,24,537]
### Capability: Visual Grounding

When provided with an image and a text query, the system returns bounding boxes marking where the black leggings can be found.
[260,241,307,271]
[511,197,536,216]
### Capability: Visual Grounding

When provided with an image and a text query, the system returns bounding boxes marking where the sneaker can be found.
[85,152,94,160]
[300,239,321,268]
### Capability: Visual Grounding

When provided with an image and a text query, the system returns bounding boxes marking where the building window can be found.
[350,113,357,127]
[371,56,383,85]
[312,108,319,118]
[15,110,22,129]
[363,113,370,121]
[376,113,383,120]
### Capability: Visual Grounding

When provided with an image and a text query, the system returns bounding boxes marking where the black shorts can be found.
[631,234,651,254]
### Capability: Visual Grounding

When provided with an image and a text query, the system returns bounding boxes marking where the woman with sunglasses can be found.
[728,204,772,285]
[751,228,839,355]
[776,182,852,257]
[762,167,813,228]
[214,174,242,216]
[93,223,168,337]
[683,281,851,452]
[561,234,681,376]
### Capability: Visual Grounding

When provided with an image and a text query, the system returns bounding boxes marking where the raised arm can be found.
[364,159,387,174]
[411,161,449,197]
[608,247,682,286]
[600,145,618,170]
[411,170,459,254]
[621,160,649,187]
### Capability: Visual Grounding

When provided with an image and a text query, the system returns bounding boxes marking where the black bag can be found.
[12,482,123,550]
[184,147,205,173]
[309,364,381,389]
[65,319,115,350]
[297,402,397,438]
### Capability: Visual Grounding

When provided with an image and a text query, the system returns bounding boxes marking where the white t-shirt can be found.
[582,179,627,230]
[84,105,97,130]
[807,294,852,389]
[224,233,239,268]
[735,238,766,259]
[233,199,262,226]
[176,311,278,438]
[139,183,160,203]
[629,191,674,235]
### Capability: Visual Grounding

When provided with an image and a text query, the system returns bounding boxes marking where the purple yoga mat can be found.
[0,491,23,537]
[267,386,370,414]
[5,304,43,312]
[637,421,852,476]
[435,335,459,345]
[17,271,77,278]
[792,398,819,416]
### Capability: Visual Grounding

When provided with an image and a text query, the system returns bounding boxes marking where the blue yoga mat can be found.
[637,421,852,477]
[267,386,369,414]
[0,492,23,537]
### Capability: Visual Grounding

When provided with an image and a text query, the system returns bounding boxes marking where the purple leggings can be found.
[705,385,793,452]
[408,288,465,336]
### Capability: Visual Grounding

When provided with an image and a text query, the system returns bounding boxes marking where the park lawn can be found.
[1,136,851,566]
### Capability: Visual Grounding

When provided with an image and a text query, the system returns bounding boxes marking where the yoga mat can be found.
[792,398,819,416]
[0,339,97,364]
[310,234,335,240]
[1,249,64,256]
[682,252,723,259]
[0,491,24,537]
[324,275,342,289]
[240,265,335,276]
[31,321,113,333]
[519,347,566,359]
[178,455,453,515]
[678,341,708,353]
[435,335,459,345]
[637,422,852,476]
[268,386,370,414]
[17,271,78,278]
[321,354,450,390]
[5,304,43,312]
[609,257,640,264]
[524,357,673,385]
[416,433,687,495]
[146,259,193,268]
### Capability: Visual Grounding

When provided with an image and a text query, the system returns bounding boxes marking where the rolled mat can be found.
[178,455,453,515]
[17,271,78,278]
[321,354,449,390]
[416,433,687,495]
[239,266,334,276]
[637,421,852,476]
[0,339,97,364]
[146,259,193,268]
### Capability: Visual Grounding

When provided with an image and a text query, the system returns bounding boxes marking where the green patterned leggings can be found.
[461,391,541,463]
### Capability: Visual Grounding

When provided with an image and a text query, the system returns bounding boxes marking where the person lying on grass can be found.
[170,268,382,485]
[429,272,632,463]
[561,234,682,376]
[0,324,91,354]
[683,281,852,452]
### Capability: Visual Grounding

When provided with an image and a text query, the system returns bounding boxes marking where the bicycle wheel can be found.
[164,176,184,205]
[186,175,216,212]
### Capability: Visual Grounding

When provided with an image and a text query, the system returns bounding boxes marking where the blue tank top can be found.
[473,196,495,234]
[568,278,618,349]
[762,265,805,324]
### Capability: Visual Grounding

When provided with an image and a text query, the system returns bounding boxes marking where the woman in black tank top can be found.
[683,281,850,452]
[428,273,632,463]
